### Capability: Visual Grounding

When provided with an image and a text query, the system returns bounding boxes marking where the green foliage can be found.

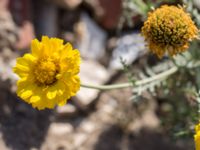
[120,57,136,86]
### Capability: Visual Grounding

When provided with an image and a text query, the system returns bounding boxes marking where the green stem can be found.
[80,66,178,90]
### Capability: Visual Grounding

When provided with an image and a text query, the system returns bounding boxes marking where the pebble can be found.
[75,13,107,60]
[56,104,77,117]
[73,133,88,147]
[109,32,146,70]
[81,120,96,133]
[76,60,110,107]
[48,122,73,136]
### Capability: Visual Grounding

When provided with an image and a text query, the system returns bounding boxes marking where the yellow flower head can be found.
[141,5,198,58]
[195,122,200,150]
[13,36,81,110]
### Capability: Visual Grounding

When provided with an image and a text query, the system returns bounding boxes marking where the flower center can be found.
[33,57,59,86]
[149,18,188,46]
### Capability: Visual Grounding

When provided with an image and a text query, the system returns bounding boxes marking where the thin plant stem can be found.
[80,66,178,90]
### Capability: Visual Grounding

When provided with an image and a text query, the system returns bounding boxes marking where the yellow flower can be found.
[141,5,198,58]
[13,36,81,110]
[195,122,200,150]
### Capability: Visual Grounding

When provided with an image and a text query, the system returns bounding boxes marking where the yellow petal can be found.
[13,54,36,77]
[15,64,30,72]
[13,69,28,78]
[64,43,72,51]
[47,90,57,99]
[58,99,67,106]
[20,90,33,100]
[42,36,60,55]
[31,39,42,57]
[60,43,73,59]
[50,38,63,49]
[30,95,41,103]
[23,54,36,63]
[32,100,46,110]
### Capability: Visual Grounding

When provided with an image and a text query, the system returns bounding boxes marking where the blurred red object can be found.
[9,0,32,26]
[85,0,122,30]
[98,0,122,29]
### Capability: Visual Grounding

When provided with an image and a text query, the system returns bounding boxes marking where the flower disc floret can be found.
[33,57,59,85]
[141,5,198,58]
[13,36,81,110]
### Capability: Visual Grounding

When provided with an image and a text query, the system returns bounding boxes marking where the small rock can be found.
[56,103,77,116]
[76,60,110,107]
[49,122,73,136]
[98,94,117,114]
[73,133,88,147]
[109,32,146,70]
[142,110,160,129]
[75,13,107,60]
[101,102,115,114]
[0,57,16,81]
[81,120,96,133]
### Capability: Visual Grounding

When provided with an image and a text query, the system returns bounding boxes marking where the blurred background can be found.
[0,0,200,150]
